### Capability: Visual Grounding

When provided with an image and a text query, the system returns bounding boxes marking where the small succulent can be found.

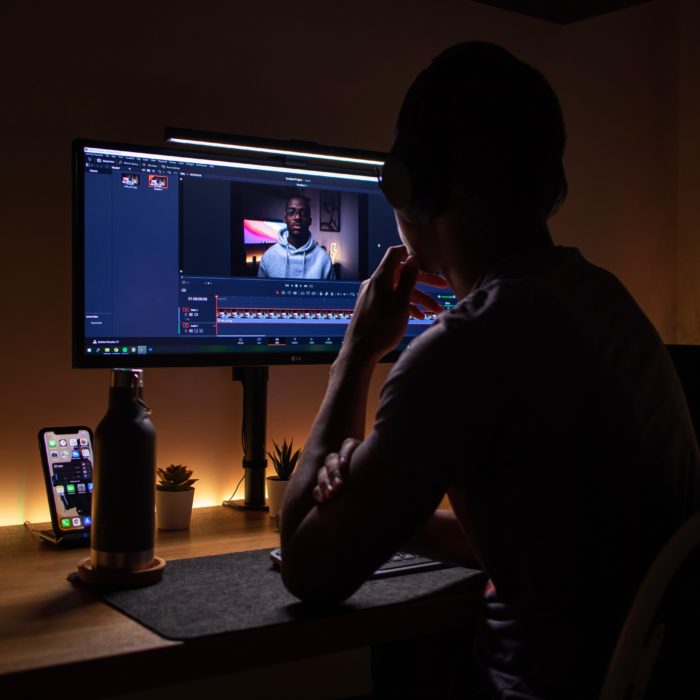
[267,438,302,481]
[156,464,197,491]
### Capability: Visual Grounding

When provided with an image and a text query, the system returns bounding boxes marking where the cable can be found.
[226,473,245,502]
[225,403,247,502]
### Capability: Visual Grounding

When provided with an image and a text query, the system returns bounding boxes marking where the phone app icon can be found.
[80,438,88,446]
[59,439,67,447]
[72,517,82,527]
[60,518,71,528]
[87,482,93,492]
[71,449,80,459]
[55,485,65,495]
[66,484,76,494]
[50,451,58,458]
[81,449,90,457]
[83,516,92,526]
[61,450,70,459]
[48,439,57,448]
[69,438,78,447]
[77,483,86,493]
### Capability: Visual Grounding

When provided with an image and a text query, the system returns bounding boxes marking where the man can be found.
[257,195,335,279]
[280,42,700,699]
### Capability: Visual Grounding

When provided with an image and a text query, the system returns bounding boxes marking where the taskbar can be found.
[84,334,346,357]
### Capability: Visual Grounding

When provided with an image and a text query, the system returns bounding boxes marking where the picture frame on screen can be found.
[319,190,340,232]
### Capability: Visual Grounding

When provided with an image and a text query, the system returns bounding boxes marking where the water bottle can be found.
[91,368,156,570]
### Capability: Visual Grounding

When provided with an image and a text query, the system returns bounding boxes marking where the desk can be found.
[0,507,484,699]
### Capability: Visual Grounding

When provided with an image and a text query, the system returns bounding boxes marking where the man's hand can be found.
[313,437,361,504]
[341,245,447,363]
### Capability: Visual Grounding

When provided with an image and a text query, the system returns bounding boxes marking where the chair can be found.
[600,511,700,700]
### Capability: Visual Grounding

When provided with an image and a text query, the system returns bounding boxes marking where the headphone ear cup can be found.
[380,154,413,212]
[380,151,449,224]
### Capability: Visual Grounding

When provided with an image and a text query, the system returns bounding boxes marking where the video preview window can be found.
[180,179,376,282]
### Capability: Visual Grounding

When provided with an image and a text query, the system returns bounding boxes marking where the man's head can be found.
[284,195,312,239]
[382,42,566,225]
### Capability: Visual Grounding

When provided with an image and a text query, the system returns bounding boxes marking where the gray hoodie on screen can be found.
[257,228,335,280]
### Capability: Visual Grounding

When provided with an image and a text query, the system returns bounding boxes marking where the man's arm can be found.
[315,451,480,569]
[279,348,374,561]
[280,246,453,603]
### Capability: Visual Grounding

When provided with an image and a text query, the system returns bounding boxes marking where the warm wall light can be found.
[330,242,339,265]
[191,488,224,509]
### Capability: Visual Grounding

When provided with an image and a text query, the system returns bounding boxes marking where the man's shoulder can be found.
[449,246,638,337]
[389,248,621,382]
[388,313,475,390]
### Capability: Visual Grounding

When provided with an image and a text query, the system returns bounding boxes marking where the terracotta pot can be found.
[156,488,194,530]
[266,477,289,518]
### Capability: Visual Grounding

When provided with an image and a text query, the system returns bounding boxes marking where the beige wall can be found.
[678,0,700,342]
[0,0,688,525]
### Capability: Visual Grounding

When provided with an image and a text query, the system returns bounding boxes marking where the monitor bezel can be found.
[72,137,402,369]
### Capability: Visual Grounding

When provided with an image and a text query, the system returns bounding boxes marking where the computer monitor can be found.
[73,138,457,369]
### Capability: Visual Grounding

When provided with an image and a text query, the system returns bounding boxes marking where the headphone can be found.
[379,146,568,225]
[378,44,568,224]
[379,150,449,225]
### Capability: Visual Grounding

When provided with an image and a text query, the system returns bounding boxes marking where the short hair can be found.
[394,42,566,214]
[286,194,311,210]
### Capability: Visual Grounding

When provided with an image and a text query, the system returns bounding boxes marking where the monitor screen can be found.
[73,138,457,367]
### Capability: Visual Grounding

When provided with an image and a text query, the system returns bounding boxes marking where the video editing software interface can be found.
[77,142,457,364]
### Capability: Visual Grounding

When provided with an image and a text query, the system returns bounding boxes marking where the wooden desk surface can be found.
[0,506,483,699]
[0,508,277,681]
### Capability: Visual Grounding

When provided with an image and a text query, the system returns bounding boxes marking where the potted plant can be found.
[267,439,301,520]
[156,464,197,530]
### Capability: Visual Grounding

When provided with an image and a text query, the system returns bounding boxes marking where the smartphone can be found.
[37,426,94,545]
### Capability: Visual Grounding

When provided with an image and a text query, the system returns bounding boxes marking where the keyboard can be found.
[269,548,452,579]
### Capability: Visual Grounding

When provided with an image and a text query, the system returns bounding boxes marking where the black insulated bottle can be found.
[91,368,156,570]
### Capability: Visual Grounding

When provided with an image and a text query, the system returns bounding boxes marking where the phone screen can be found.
[41,428,93,532]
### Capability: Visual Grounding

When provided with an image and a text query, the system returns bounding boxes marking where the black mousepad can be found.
[70,548,485,641]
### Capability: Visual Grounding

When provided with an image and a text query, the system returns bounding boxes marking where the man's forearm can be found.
[280,347,376,545]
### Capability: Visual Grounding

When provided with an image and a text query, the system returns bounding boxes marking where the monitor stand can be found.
[223,366,269,511]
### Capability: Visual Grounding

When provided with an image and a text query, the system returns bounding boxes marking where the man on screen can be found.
[257,195,335,280]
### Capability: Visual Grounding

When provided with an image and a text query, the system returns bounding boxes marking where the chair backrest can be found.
[599,511,700,700]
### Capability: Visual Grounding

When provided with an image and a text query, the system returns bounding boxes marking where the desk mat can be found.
[71,549,484,641]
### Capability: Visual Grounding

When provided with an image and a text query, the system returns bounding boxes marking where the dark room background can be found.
[2,0,698,525]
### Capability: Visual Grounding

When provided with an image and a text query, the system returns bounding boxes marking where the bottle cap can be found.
[111,368,144,390]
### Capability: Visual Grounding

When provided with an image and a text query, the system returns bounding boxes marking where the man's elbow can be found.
[280,557,361,606]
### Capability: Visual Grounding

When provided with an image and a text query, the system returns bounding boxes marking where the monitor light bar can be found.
[168,137,385,167]
[165,128,385,167]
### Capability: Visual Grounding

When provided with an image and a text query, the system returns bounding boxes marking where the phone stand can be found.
[24,522,90,547]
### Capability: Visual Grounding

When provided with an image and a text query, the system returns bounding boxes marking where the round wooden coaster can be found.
[76,556,166,587]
